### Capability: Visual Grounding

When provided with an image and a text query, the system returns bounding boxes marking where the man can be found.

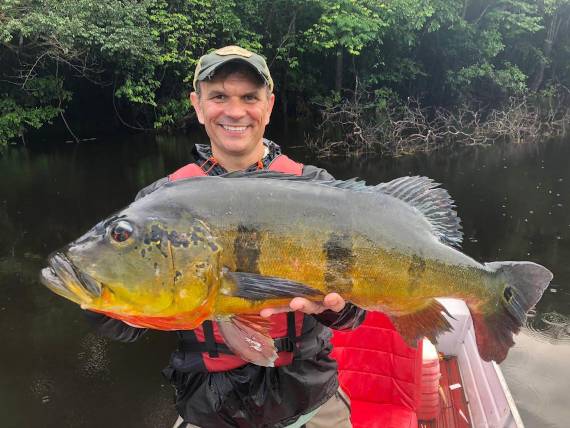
[88,45,365,428]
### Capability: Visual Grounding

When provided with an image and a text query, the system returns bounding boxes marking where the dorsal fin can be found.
[375,176,463,248]
[182,171,463,247]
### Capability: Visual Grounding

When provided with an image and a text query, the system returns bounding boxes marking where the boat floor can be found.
[419,356,472,428]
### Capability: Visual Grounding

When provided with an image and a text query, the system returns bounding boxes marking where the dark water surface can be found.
[1,133,568,427]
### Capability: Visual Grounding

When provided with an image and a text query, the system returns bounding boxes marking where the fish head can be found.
[40,208,222,329]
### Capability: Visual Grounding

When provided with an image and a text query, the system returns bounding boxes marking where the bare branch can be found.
[307,85,570,157]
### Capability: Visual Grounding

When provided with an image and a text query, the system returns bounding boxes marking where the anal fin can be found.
[390,299,454,347]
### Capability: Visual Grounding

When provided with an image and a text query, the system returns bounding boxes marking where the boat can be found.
[331,298,524,428]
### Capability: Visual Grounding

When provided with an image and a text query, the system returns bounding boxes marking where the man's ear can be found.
[265,93,275,125]
[190,92,204,124]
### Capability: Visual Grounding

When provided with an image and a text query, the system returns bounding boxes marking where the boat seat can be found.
[332,311,438,428]
[350,402,418,428]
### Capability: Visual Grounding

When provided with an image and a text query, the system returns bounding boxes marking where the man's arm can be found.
[300,164,335,181]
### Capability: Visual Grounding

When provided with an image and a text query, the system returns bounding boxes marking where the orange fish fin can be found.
[470,261,552,362]
[217,315,278,367]
[390,299,453,347]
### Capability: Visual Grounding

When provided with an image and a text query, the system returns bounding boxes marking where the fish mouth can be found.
[40,252,102,305]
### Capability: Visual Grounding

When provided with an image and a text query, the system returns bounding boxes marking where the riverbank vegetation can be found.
[1,0,570,155]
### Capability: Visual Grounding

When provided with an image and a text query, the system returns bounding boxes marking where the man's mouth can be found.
[220,124,248,132]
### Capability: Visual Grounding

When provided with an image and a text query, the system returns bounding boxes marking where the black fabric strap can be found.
[179,315,300,356]
[202,320,219,358]
[284,312,297,352]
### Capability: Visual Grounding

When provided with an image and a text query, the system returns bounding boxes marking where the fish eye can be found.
[110,220,134,243]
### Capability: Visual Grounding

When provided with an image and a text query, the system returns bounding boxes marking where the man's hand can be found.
[260,293,346,317]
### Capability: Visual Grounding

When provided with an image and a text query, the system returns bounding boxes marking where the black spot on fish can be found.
[174,271,182,282]
[324,233,354,293]
[140,249,146,258]
[145,225,169,258]
[168,230,190,248]
[234,224,261,273]
[150,224,164,243]
[408,255,426,291]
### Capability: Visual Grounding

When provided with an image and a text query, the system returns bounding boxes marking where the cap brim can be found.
[195,57,271,89]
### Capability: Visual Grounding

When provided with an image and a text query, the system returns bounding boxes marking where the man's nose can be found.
[224,98,246,119]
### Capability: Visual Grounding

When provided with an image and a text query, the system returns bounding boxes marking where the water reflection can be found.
[526,309,570,344]
[1,134,569,427]
[77,334,111,379]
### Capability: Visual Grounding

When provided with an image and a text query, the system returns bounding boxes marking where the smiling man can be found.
[189,46,275,172]
[88,46,365,428]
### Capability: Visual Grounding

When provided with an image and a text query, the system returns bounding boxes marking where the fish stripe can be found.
[234,224,261,273]
[408,255,426,292]
[323,232,355,294]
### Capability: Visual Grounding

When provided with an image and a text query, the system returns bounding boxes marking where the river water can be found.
[0,132,568,427]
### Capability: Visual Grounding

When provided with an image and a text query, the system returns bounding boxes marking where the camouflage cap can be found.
[193,45,274,92]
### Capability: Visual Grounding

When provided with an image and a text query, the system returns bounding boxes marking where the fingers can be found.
[323,293,346,312]
[260,306,291,318]
[289,297,323,314]
[259,294,346,317]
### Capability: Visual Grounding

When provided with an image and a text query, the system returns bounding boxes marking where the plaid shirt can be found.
[192,138,282,176]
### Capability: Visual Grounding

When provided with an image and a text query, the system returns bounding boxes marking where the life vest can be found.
[169,153,303,180]
[168,153,305,372]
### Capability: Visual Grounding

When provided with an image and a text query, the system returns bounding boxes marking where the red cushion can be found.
[332,312,421,409]
[351,402,418,428]
[332,312,423,428]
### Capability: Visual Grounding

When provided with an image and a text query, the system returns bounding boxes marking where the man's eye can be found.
[212,95,226,101]
[244,95,258,102]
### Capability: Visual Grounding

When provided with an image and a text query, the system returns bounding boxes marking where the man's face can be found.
[190,72,275,163]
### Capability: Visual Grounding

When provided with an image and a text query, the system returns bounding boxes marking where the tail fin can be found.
[470,261,552,362]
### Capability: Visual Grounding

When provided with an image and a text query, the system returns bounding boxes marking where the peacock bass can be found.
[40,172,552,366]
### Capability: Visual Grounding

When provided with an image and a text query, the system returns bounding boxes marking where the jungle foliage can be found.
[1,0,570,149]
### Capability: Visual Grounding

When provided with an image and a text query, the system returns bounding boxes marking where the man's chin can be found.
[215,136,263,151]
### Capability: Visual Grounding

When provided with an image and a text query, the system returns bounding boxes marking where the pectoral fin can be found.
[390,299,454,347]
[218,314,278,367]
[221,269,323,300]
